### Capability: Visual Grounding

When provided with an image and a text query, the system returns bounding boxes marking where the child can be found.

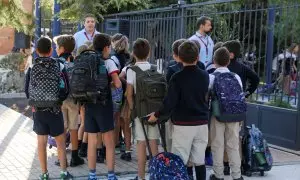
[166,39,205,82]
[149,40,209,180]
[110,33,130,151]
[208,47,244,180]
[111,33,132,159]
[126,38,160,180]
[25,37,73,180]
[85,33,119,180]
[206,42,224,74]
[119,56,136,161]
[223,40,259,98]
[54,35,84,167]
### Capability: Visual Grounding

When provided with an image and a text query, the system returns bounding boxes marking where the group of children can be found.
[25,27,259,179]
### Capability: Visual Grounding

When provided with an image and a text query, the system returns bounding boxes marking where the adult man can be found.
[189,16,214,66]
[74,14,100,51]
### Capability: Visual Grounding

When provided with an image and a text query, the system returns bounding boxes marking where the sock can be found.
[186,166,193,177]
[71,150,79,158]
[125,150,131,153]
[195,165,206,180]
[89,169,96,178]
[107,171,115,178]
[78,140,82,147]
[224,161,229,167]
[81,142,87,150]
[205,146,211,157]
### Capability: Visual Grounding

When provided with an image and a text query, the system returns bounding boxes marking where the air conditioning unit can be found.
[104,19,130,38]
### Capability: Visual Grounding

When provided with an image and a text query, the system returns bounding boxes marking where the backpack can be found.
[211,72,247,122]
[129,65,167,118]
[242,124,273,177]
[28,57,62,108]
[58,57,74,98]
[139,116,189,180]
[48,131,70,149]
[70,50,110,104]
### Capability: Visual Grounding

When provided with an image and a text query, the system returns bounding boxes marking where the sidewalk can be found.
[0,103,300,180]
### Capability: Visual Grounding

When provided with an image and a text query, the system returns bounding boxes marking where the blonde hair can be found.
[76,44,89,56]
[112,35,129,53]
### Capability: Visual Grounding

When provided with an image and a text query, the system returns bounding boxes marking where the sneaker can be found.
[88,176,97,180]
[60,171,73,180]
[55,159,68,167]
[120,152,132,162]
[97,149,105,163]
[233,177,244,180]
[70,156,85,167]
[209,174,224,180]
[107,174,118,180]
[224,165,230,176]
[39,172,49,180]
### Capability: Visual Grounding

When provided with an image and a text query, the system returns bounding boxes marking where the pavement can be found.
[1,96,300,179]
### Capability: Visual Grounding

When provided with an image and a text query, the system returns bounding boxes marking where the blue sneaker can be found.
[107,175,118,180]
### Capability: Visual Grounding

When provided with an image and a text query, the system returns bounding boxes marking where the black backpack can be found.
[70,50,109,104]
[29,57,62,107]
[129,65,167,118]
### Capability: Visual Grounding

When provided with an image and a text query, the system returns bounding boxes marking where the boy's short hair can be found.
[36,37,52,54]
[76,44,89,56]
[214,47,230,66]
[196,16,212,29]
[53,35,75,53]
[93,33,111,52]
[178,40,199,64]
[172,39,186,56]
[133,38,150,60]
[213,42,224,53]
[222,40,242,58]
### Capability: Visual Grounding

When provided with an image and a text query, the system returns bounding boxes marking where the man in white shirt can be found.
[189,16,214,67]
[73,14,100,52]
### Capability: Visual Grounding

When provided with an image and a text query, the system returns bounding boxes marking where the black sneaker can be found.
[120,152,132,162]
[224,166,230,175]
[97,149,105,163]
[233,177,244,180]
[209,174,224,180]
[70,156,85,167]
[60,171,73,180]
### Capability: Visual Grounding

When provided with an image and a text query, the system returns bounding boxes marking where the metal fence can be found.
[101,0,300,109]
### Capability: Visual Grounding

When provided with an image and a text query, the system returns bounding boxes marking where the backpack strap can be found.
[128,65,145,75]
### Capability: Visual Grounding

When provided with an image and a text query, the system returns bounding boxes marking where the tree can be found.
[0,0,33,34]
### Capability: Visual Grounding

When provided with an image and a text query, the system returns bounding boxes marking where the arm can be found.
[126,84,134,110]
[24,68,31,99]
[154,76,179,118]
[111,73,122,88]
[245,66,260,96]
[166,66,175,83]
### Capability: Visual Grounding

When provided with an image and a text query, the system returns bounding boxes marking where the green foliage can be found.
[0,0,33,35]
[267,99,294,109]
[0,53,25,71]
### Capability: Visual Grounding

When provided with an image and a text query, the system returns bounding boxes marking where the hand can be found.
[148,112,158,123]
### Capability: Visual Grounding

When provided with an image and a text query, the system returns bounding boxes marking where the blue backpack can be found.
[211,72,247,122]
[140,117,189,180]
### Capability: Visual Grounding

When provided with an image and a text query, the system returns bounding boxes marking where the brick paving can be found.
[1,102,300,180]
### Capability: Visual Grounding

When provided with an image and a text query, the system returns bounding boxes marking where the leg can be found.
[55,133,67,170]
[88,133,98,170]
[114,112,121,146]
[190,125,208,180]
[210,116,226,179]
[37,135,48,173]
[103,130,115,171]
[225,122,242,179]
[137,140,147,179]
